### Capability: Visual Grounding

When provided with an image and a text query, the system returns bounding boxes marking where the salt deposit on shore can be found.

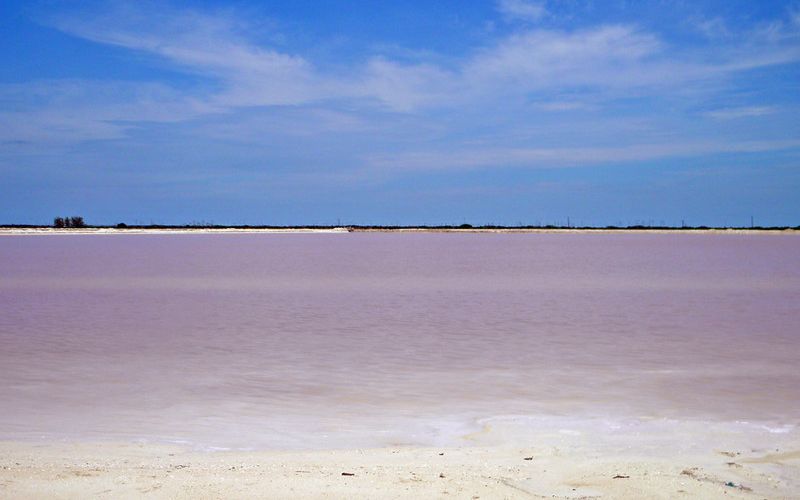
[0,227,351,235]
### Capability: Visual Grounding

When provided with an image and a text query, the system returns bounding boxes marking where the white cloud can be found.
[46,5,800,115]
[691,17,731,39]
[54,9,322,108]
[466,25,664,90]
[52,7,456,112]
[0,80,215,144]
[497,0,547,23]
[703,106,778,120]
[355,58,460,111]
[791,8,800,28]
[366,139,800,172]
[533,100,588,111]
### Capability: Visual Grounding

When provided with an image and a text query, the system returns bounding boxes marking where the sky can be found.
[1,0,799,226]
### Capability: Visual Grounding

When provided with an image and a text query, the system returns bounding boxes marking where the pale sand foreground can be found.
[1,442,797,499]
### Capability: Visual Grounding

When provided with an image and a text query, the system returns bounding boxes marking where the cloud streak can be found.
[366,139,800,173]
[497,0,547,23]
[703,106,778,120]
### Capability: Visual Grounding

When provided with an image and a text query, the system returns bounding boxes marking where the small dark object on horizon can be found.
[116,223,127,228]
[523,456,533,461]
[459,223,473,229]
[341,472,355,476]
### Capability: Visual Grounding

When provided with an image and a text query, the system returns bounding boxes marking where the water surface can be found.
[1,233,798,449]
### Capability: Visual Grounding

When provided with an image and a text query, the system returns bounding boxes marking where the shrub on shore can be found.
[53,216,86,228]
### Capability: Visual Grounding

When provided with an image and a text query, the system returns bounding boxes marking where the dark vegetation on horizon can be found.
[52,216,85,228]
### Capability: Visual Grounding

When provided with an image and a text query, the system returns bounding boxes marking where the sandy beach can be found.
[2,439,798,499]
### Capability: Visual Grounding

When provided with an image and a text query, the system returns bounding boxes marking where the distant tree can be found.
[69,216,85,228]
[54,217,65,228]
[116,222,127,228]
[459,223,473,229]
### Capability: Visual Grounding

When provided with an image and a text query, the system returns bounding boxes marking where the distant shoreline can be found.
[0,227,351,235]
[0,225,798,235]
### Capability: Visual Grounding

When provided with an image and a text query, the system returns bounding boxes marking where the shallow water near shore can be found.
[1,233,798,451]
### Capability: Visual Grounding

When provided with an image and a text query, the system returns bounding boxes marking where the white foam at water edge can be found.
[170,414,800,452]
[450,414,800,456]
[735,421,796,434]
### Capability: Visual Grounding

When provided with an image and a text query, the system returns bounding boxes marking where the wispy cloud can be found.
[532,100,589,111]
[0,80,214,144]
[53,6,322,107]
[44,4,800,114]
[691,17,731,39]
[465,26,664,90]
[497,0,547,23]
[703,106,778,120]
[366,139,800,172]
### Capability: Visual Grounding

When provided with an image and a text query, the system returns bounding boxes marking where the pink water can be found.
[1,233,799,450]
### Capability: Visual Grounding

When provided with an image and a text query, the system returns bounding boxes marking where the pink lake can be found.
[1,233,798,450]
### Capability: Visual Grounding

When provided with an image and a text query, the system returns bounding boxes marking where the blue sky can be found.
[1,0,799,226]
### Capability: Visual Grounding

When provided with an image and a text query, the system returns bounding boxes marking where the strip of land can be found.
[1,441,796,499]
[0,227,351,235]
[0,226,797,235]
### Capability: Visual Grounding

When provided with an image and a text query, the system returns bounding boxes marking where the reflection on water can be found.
[1,233,799,449]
